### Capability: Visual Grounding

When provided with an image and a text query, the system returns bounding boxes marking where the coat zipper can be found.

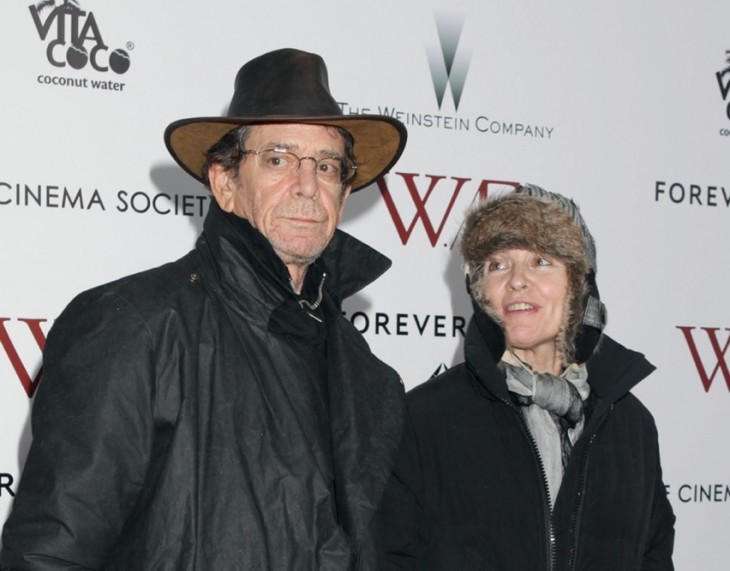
[566,404,614,571]
[499,396,556,571]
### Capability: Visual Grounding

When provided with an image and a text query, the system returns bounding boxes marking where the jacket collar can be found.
[584,335,656,402]
[464,316,655,410]
[196,200,392,324]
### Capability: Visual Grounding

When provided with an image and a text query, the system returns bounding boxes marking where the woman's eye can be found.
[536,257,552,266]
[487,261,505,271]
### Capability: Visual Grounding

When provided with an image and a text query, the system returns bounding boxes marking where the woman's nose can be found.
[507,265,529,291]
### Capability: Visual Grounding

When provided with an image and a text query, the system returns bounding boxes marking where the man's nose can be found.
[293,157,319,197]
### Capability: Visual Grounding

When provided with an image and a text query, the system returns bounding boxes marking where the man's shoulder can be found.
[64,250,203,321]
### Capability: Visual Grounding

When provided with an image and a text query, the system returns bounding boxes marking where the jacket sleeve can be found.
[377,412,425,570]
[0,289,156,570]
[640,444,676,570]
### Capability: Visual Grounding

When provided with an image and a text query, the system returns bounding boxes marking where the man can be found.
[1,48,407,570]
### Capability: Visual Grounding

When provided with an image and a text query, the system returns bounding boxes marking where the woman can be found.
[379,185,675,570]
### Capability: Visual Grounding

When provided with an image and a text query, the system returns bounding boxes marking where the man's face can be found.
[211,123,351,270]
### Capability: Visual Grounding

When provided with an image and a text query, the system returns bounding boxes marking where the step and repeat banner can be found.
[1,0,728,568]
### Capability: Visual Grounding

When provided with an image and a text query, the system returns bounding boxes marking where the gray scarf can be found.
[501,352,590,507]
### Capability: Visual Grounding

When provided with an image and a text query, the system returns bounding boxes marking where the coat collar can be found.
[196,200,392,334]
[464,316,655,410]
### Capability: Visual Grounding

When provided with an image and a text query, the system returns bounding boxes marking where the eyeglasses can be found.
[241,147,356,186]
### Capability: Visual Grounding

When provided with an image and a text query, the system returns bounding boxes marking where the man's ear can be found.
[208,163,236,213]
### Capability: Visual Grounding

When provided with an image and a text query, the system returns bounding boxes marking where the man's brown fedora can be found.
[164,48,407,192]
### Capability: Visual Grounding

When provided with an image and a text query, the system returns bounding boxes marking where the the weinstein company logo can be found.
[340,13,554,139]
[0,318,48,398]
[427,13,471,111]
[676,326,730,392]
[717,51,730,118]
[29,0,131,75]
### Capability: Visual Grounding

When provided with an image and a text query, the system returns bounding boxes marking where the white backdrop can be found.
[1,1,729,568]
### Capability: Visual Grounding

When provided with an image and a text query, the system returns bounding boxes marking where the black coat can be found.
[379,319,675,571]
[1,203,405,570]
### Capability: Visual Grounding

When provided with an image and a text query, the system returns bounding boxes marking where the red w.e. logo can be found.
[0,318,48,398]
[676,326,730,392]
[378,174,519,247]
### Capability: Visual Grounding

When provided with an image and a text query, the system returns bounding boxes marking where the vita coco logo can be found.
[29,0,131,75]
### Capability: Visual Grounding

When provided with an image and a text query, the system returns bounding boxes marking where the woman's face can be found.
[481,248,569,369]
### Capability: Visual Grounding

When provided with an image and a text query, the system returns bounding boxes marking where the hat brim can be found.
[164,115,407,192]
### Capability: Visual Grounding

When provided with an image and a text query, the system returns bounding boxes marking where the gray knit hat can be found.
[460,183,607,363]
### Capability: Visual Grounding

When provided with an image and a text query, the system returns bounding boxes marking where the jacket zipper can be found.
[499,396,556,571]
[567,404,614,570]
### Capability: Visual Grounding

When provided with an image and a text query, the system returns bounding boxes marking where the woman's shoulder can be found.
[406,362,486,415]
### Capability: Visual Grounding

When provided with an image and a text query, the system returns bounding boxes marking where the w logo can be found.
[377,174,518,247]
[0,318,48,398]
[676,326,730,392]
[427,13,471,111]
